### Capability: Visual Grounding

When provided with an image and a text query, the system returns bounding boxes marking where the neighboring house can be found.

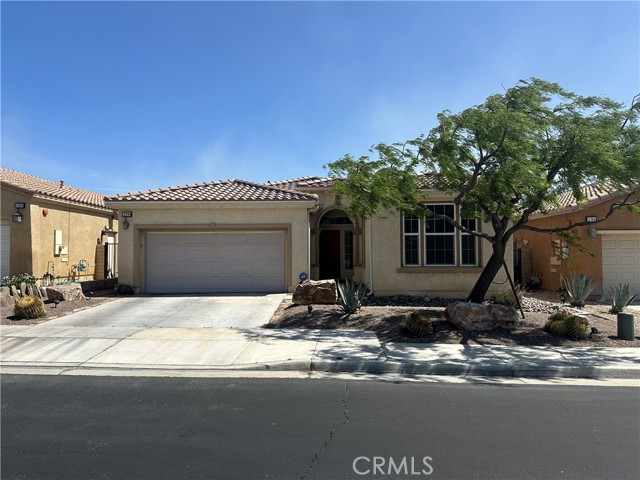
[105,176,511,297]
[514,184,640,297]
[0,168,118,282]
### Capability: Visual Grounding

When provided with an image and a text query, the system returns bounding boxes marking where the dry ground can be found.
[268,291,640,348]
[3,290,638,348]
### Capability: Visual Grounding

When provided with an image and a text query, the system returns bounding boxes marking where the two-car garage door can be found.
[146,232,285,294]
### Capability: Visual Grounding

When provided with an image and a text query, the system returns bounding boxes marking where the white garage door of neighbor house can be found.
[602,234,640,298]
[146,232,285,294]
[0,225,9,280]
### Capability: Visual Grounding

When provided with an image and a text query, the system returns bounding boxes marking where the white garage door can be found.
[1,225,10,280]
[146,232,285,294]
[602,234,640,298]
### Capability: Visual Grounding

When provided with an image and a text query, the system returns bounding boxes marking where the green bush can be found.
[2,273,37,288]
[561,272,596,308]
[607,283,638,314]
[404,312,434,336]
[336,279,368,314]
[14,295,47,320]
[490,286,522,308]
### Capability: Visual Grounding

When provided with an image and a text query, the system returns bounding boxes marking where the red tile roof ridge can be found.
[0,167,111,210]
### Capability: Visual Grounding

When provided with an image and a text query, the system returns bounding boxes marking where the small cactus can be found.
[565,315,589,339]
[14,295,47,320]
[404,312,434,336]
[544,309,588,339]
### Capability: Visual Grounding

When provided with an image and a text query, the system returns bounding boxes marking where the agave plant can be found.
[561,272,596,308]
[607,283,639,314]
[336,279,368,314]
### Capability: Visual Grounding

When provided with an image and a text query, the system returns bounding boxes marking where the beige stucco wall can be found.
[109,201,313,293]
[514,196,640,294]
[362,208,512,298]
[1,185,115,280]
[1,188,33,276]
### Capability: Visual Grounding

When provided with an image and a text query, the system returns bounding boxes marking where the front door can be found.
[319,230,341,280]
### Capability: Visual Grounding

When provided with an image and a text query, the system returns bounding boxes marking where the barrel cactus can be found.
[544,309,588,339]
[404,312,434,336]
[14,295,47,320]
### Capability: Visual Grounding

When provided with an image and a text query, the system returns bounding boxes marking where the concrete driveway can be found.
[39,294,287,329]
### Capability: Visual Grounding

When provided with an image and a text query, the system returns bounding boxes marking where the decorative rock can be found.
[10,285,20,298]
[39,286,48,299]
[46,283,86,302]
[444,301,520,331]
[1,286,16,308]
[20,282,27,297]
[292,279,337,305]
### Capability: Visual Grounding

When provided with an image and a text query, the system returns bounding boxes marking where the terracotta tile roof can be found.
[541,182,627,214]
[106,179,318,202]
[264,176,334,190]
[0,168,111,210]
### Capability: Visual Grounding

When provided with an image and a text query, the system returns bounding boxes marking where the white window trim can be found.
[459,217,479,267]
[425,204,457,267]
[402,213,421,267]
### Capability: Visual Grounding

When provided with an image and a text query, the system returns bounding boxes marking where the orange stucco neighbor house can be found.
[0,168,118,282]
[513,184,640,297]
[105,176,512,298]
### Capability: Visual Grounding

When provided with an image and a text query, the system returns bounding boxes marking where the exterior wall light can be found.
[122,219,130,230]
[588,225,597,239]
[12,212,22,223]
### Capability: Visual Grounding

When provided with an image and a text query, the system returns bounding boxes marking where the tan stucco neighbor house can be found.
[106,176,511,298]
[513,184,640,297]
[1,168,118,282]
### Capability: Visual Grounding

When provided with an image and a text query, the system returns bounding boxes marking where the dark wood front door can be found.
[319,230,341,280]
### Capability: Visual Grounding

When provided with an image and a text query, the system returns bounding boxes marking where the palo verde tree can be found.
[326,78,640,303]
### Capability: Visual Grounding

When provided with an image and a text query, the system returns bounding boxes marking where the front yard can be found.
[268,291,640,348]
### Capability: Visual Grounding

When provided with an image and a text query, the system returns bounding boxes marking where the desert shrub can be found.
[561,272,596,307]
[336,279,368,314]
[404,312,434,336]
[14,295,46,319]
[607,283,638,314]
[2,273,37,288]
[490,286,523,308]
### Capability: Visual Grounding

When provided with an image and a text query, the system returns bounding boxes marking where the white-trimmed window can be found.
[403,214,421,266]
[402,205,479,267]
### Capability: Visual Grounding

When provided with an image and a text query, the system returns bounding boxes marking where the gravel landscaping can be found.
[1,295,118,326]
[268,291,640,348]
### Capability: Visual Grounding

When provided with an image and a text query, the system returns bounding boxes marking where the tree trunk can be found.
[466,243,507,303]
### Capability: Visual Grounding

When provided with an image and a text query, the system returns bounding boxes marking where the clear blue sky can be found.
[2,1,638,195]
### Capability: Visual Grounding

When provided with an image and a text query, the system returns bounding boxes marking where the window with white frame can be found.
[402,205,479,267]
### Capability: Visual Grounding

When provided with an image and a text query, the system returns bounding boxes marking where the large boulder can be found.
[292,279,337,305]
[46,283,86,302]
[444,301,520,331]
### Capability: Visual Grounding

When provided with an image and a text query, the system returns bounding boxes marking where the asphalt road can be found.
[1,375,638,480]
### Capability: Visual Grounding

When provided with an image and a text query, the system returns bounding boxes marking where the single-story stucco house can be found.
[105,176,511,298]
[514,183,640,297]
[1,168,118,282]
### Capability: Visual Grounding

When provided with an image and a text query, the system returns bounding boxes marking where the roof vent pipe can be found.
[60,180,64,188]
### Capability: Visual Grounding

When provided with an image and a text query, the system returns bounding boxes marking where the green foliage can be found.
[14,295,46,320]
[607,283,639,314]
[404,312,434,336]
[561,272,596,307]
[544,309,588,339]
[490,286,522,308]
[325,78,640,303]
[336,279,368,314]
[2,273,37,288]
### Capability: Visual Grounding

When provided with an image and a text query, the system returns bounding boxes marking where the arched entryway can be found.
[318,209,354,280]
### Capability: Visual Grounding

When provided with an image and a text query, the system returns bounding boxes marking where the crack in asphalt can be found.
[299,381,351,480]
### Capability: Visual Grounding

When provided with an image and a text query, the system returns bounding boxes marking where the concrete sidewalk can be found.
[2,323,639,380]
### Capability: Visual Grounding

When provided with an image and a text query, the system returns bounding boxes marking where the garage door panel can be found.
[146,232,285,294]
[602,234,640,299]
